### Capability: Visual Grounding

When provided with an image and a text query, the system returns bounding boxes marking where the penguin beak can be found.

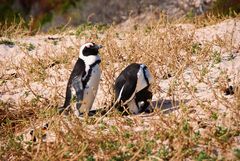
[97,45,103,49]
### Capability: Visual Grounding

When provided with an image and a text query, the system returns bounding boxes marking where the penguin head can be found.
[79,42,103,58]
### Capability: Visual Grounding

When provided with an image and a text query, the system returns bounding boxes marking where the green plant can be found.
[212,0,240,16]
[191,43,201,55]
[212,51,221,64]
[27,43,35,51]
[0,39,14,46]
[75,23,109,36]
[110,153,132,161]
[234,148,240,159]
[196,151,211,161]
[214,126,233,143]
[157,146,171,160]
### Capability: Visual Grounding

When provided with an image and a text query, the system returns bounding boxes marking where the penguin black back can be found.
[114,63,153,115]
[115,63,140,102]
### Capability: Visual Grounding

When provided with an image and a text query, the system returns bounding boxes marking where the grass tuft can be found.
[0,12,239,160]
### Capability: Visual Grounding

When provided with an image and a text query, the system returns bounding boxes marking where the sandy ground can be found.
[1,18,240,158]
[1,19,239,108]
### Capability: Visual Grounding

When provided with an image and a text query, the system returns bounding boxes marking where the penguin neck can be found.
[80,55,101,67]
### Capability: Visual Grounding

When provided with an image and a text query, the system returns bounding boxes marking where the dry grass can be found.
[0,13,240,160]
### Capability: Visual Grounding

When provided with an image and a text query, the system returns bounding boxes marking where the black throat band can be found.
[83,59,101,88]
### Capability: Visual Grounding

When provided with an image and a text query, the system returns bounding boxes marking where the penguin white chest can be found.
[80,65,101,112]
[136,65,153,92]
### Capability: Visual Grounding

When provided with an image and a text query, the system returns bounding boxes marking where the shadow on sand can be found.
[85,99,189,116]
[150,99,189,114]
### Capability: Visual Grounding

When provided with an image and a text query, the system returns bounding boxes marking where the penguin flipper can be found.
[72,76,84,111]
[114,71,137,106]
[59,75,84,115]
[60,58,85,115]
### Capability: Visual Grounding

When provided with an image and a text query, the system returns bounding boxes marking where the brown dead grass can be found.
[0,13,240,160]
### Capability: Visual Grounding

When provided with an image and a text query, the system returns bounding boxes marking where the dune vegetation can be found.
[0,10,240,161]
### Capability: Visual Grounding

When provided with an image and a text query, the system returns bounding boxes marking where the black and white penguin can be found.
[59,42,103,117]
[114,63,153,115]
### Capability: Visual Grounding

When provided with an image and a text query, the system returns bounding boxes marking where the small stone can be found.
[224,86,234,95]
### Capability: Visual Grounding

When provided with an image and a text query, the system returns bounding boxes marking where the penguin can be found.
[59,42,103,117]
[114,63,153,115]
